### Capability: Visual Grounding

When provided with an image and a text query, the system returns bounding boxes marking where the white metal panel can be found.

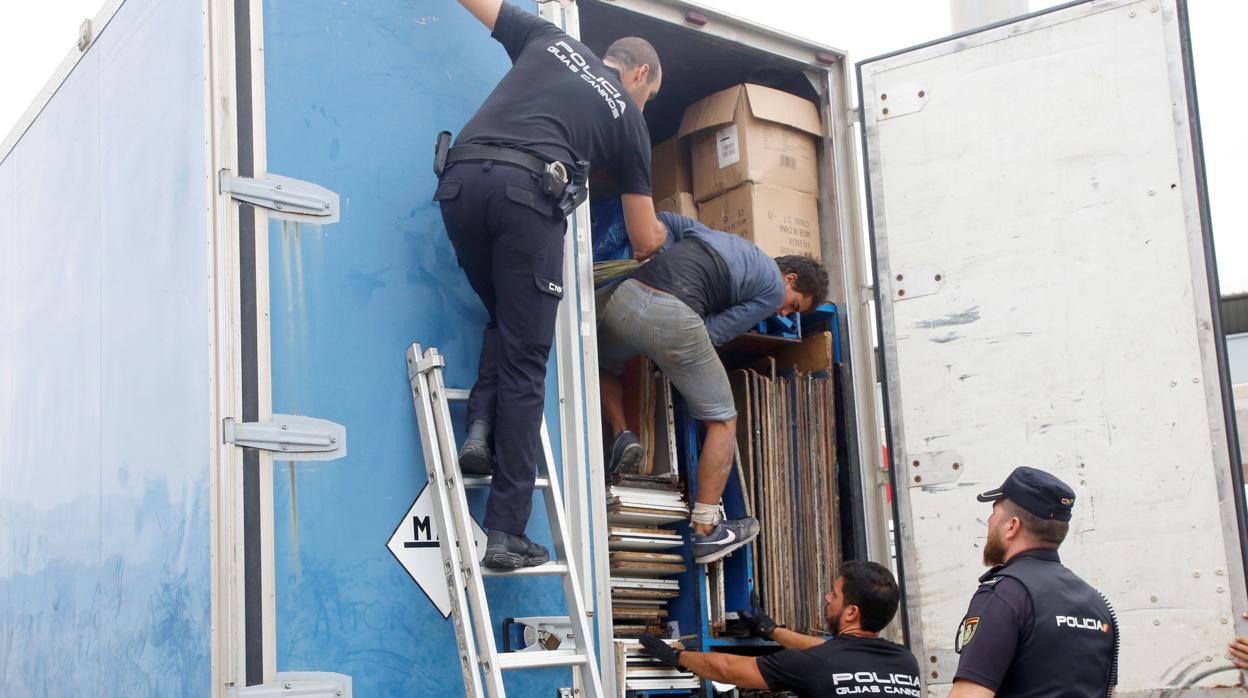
[860,0,1245,692]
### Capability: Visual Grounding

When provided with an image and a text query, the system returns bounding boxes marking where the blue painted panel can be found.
[0,0,211,695]
[262,2,571,694]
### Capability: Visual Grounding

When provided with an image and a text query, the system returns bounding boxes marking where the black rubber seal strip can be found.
[234,0,263,686]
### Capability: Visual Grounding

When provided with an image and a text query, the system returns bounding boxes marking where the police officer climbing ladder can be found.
[434,0,665,570]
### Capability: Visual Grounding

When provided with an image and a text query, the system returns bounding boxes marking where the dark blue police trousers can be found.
[435,161,566,535]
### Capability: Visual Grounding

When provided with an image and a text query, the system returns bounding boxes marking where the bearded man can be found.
[637,560,920,697]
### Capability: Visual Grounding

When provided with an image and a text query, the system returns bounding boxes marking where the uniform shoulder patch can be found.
[955,616,980,654]
[981,577,1002,587]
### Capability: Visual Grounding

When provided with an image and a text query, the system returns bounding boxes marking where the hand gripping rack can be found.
[406,343,604,698]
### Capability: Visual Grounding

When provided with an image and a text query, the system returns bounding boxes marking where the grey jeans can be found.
[598,279,737,422]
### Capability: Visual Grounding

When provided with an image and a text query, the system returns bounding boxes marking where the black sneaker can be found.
[459,420,494,476]
[692,517,760,564]
[481,530,551,569]
[609,430,643,474]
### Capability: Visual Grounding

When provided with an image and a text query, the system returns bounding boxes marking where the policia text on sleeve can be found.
[435,0,665,568]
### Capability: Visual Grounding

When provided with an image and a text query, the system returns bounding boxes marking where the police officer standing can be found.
[951,466,1119,697]
[437,0,666,569]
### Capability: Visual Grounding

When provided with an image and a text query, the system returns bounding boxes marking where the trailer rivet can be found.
[1194,571,1201,578]
[1150,595,1158,602]
[1170,380,1178,387]
[881,93,888,101]
[1217,586,1225,593]
[1154,619,1161,626]
[931,671,939,679]
[1151,5,1159,12]
[912,460,920,467]
[898,289,906,297]
[934,274,942,282]
[914,475,922,483]
[896,274,904,281]
[276,203,284,209]
[917,90,926,98]
[281,423,288,430]
[929,655,937,663]
[337,690,344,696]
[882,107,890,116]
[1223,617,1230,624]
[275,184,283,190]
[1193,377,1199,383]
[324,202,332,209]
[281,443,289,451]
[1129,11,1136,18]
[953,462,961,470]
[1216,569,1225,576]
[284,682,292,689]
[1147,190,1155,196]
[1205,655,1213,662]
[330,436,337,443]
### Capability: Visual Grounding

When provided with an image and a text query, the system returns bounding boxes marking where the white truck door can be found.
[858,0,1247,692]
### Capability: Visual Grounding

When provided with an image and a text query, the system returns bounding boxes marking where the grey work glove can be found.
[638,634,682,668]
[739,590,778,639]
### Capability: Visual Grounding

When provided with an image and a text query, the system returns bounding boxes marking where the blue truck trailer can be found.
[2,0,1245,695]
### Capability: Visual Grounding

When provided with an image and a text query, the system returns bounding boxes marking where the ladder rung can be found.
[481,562,569,578]
[463,476,550,489]
[445,388,471,401]
[494,649,587,671]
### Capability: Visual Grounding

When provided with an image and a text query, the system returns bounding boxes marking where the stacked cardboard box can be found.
[677,83,824,261]
[650,136,697,218]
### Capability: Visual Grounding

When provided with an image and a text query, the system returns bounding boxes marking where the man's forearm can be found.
[769,627,825,650]
[677,651,768,689]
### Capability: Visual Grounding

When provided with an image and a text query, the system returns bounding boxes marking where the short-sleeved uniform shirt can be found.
[455,2,652,195]
[954,548,1118,694]
[756,635,922,698]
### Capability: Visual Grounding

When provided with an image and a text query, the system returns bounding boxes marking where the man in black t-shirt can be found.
[436,0,667,569]
[638,561,921,697]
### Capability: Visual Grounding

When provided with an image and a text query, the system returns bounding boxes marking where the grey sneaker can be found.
[482,530,551,569]
[459,420,494,476]
[692,517,760,564]
[609,430,643,474]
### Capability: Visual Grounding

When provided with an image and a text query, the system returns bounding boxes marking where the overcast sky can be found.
[1,1,1244,292]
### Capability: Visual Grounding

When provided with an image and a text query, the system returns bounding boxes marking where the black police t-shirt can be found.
[456,2,652,195]
[756,635,921,698]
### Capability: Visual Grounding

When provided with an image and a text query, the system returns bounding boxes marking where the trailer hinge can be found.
[219,170,340,223]
[228,672,352,697]
[223,414,347,460]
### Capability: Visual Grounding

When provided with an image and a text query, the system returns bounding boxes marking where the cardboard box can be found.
[650,136,693,202]
[654,192,697,218]
[698,183,821,261]
[678,83,822,202]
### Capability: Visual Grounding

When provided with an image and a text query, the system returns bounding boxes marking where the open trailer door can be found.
[858,0,1247,692]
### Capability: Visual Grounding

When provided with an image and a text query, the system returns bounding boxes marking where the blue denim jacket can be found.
[656,212,785,346]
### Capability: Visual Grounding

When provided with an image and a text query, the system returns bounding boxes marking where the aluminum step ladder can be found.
[406,343,605,698]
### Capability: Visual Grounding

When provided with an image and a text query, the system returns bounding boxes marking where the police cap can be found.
[977,466,1075,522]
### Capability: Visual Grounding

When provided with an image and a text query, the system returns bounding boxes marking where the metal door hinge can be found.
[223,414,347,460]
[220,170,340,223]
[228,672,352,697]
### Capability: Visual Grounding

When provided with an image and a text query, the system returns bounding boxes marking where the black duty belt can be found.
[445,144,556,177]
[433,130,590,220]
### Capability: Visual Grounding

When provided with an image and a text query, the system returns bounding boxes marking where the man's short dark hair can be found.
[776,255,829,304]
[1002,499,1069,547]
[838,560,900,633]
[604,37,661,84]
